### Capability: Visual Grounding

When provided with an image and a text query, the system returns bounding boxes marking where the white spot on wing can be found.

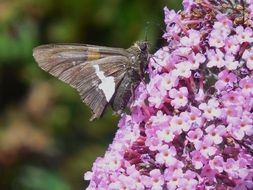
[93,65,115,101]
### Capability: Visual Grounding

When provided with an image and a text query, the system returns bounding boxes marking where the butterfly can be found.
[33,41,149,121]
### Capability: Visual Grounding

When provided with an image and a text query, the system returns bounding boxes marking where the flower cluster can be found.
[85,0,253,189]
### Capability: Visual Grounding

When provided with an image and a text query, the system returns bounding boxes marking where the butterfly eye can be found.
[139,43,147,51]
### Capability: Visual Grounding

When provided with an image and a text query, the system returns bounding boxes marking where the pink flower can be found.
[145,169,164,189]
[209,29,225,48]
[228,123,245,140]
[205,124,226,144]
[85,2,253,189]
[170,115,189,134]
[224,53,239,70]
[149,110,171,127]
[150,48,172,72]
[194,136,217,158]
[182,0,194,11]
[125,166,146,190]
[215,69,237,92]
[242,47,253,70]
[191,150,207,169]
[199,98,221,121]
[182,52,206,71]
[177,177,198,190]
[156,126,175,143]
[206,49,225,68]
[224,158,239,176]
[160,73,178,91]
[237,157,251,179]
[103,153,122,171]
[187,128,203,144]
[214,14,233,35]
[239,77,253,96]
[239,113,253,136]
[164,7,179,25]
[173,61,192,78]
[132,82,148,107]
[221,91,245,107]
[209,155,224,173]
[182,170,198,188]
[175,47,192,57]
[228,113,253,140]
[145,136,162,151]
[169,87,188,109]
[147,75,167,108]
[200,164,216,179]
[180,29,201,47]
[235,26,253,43]
[222,105,242,123]
[182,106,203,128]
[190,53,206,70]
[155,144,177,166]
[165,168,184,189]
[233,179,253,190]
[224,36,240,54]
[148,92,166,109]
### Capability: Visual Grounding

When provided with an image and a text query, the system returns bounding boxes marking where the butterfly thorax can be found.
[126,41,149,77]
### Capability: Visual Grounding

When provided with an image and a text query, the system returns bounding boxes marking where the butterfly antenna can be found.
[145,21,150,42]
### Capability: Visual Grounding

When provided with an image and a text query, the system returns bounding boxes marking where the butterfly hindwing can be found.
[111,69,141,113]
[33,44,129,120]
[78,57,129,120]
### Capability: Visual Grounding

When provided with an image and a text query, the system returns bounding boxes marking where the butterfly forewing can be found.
[33,44,130,120]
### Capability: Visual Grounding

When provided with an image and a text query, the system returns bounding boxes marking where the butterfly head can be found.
[135,41,149,53]
[133,41,149,77]
[135,41,149,61]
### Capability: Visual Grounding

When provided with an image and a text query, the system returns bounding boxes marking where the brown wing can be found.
[33,44,129,120]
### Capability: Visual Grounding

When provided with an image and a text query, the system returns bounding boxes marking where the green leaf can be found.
[18,166,71,190]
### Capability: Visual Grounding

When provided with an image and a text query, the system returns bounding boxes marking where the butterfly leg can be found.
[131,83,136,102]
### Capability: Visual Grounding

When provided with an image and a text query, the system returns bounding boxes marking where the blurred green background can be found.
[0,0,181,189]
